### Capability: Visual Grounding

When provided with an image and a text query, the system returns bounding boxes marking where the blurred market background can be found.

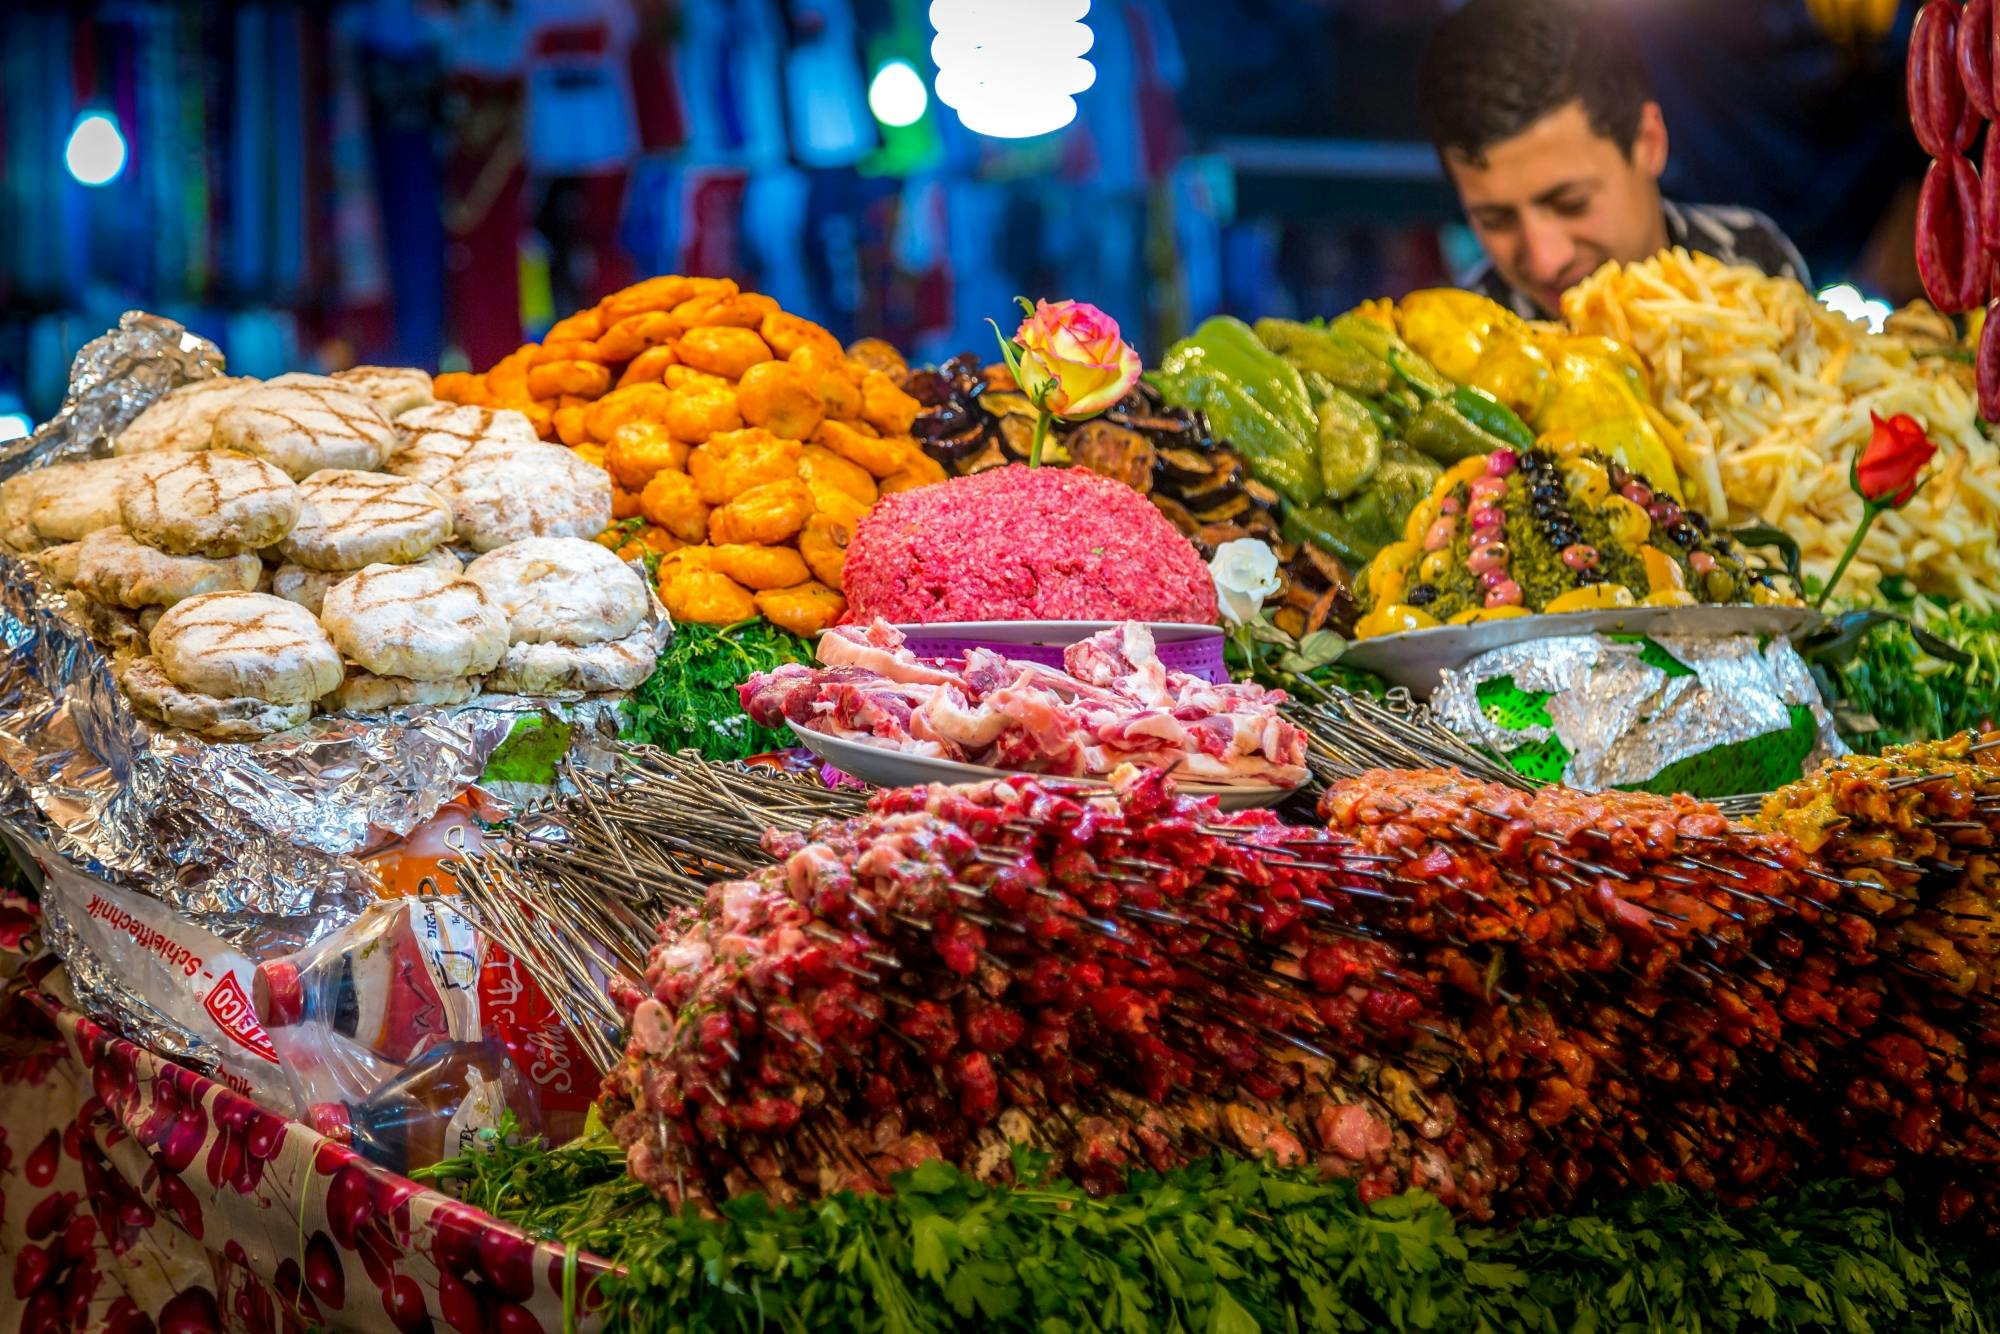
[0,0,1921,437]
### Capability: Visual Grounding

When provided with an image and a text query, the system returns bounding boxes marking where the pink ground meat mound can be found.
[842,464,1219,624]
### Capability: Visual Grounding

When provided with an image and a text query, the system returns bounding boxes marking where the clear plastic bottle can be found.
[253,899,480,1064]
[309,1039,542,1175]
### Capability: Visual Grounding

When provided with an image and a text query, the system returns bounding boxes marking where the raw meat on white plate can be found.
[739,620,1309,788]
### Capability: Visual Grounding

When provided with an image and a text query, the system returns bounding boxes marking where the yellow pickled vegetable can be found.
[1641,590,1698,608]
[1419,550,1452,583]
[1403,496,1440,544]
[1368,540,1421,601]
[1561,456,1610,505]
[1441,456,1492,490]
[1449,606,1532,624]
[1639,545,1686,596]
[1465,338,1552,422]
[1396,289,1524,386]
[1533,350,1681,498]
[1355,604,1441,637]
[1545,584,1637,613]
[1599,495,1651,546]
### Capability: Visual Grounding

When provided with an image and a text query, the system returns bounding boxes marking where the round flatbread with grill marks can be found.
[386,403,541,487]
[333,366,434,419]
[464,537,647,645]
[26,455,180,545]
[212,384,395,478]
[120,655,312,741]
[271,546,461,616]
[278,469,454,570]
[325,670,481,713]
[320,562,510,680]
[113,376,260,456]
[150,591,343,704]
[435,439,611,552]
[119,449,300,557]
[485,623,660,696]
[70,528,262,609]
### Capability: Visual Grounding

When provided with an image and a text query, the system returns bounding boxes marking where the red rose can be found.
[1854,412,1938,508]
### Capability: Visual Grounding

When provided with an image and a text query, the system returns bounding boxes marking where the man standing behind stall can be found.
[1418,0,1810,318]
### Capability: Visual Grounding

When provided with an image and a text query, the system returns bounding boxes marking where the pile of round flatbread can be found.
[0,366,655,740]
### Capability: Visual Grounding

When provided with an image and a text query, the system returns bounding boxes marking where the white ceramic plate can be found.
[1336,603,1823,696]
[787,722,1295,811]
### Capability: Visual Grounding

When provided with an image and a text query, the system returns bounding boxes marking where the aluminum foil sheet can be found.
[1431,633,1843,792]
[0,310,223,475]
[0,312,664,1080]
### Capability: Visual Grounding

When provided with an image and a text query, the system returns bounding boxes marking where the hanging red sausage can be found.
[1917,154,1987,313]
[1914,0,1978,156]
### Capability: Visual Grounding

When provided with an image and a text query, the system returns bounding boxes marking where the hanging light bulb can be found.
[929,0,1095,139]
[868,59,930,128]
[64,110,127,187]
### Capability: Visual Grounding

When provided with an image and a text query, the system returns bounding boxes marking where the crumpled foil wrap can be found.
[1431,633,1843,792]
[0,312,659,1078]
[0,310,224,474]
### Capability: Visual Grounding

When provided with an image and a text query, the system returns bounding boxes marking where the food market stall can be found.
[5,169,2000,1332]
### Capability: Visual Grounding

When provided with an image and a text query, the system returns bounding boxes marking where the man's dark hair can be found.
[1419,0,1652,165]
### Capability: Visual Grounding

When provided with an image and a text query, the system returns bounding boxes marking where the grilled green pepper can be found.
[1152,348,1320,508]
[1388,344,1456,401]
[1254,318,1394,396]
[1282,503,1374,567]
[1314,388,1382,500]
[1183,316,1316,425]
[1405,397,1510,464]
[1155,320,1322,507]
[1450,385,1534,450]
[1327,313,1402,362]
[1340,446,1443,549]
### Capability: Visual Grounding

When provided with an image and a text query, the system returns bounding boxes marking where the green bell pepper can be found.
[1282,503,1375,568]
[1387,344,1456,401]
[1153,365,1321,508]
[1254,317,1394,396]
[1314,388,1383,500]
[1405,397,1510,464]
[1450,385,1534,450]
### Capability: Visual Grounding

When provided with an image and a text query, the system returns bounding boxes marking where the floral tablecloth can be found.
[0,890,612,1334]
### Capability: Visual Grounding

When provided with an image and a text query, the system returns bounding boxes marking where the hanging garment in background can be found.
[781,0,874,169]
[742,166,814,317]
[678,167,751,283]
[1125,0,1186,183]
[675,0,789,166]
[429,0,531,368]
[521,0,639,316]
[356,0,447,369]
[327,16,394,359]
[520,0,637,176]
[628,1,687,153]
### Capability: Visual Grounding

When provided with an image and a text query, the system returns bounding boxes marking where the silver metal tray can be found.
[1337,604,1823,695]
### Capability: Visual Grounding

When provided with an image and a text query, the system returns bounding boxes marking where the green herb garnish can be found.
[619,620,816,762]
[423,1123,1998,1333]
[1829,599,2000,750]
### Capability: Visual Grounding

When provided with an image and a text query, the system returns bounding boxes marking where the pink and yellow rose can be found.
[1009,299,1143,420]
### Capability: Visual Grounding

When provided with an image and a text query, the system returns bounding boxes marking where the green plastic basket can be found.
[1473,637,1818,797]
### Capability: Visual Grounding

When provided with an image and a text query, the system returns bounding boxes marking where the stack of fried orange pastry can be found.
[433,275,943,633]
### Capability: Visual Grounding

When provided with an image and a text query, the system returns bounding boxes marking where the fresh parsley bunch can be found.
[426,1125,1998,1333]
[620,621,816,762]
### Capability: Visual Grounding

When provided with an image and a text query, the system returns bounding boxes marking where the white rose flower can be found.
[1208,538,1281,628]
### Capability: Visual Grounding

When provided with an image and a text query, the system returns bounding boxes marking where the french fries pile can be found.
[434,275,943,632]
[1564,250,2000,606]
